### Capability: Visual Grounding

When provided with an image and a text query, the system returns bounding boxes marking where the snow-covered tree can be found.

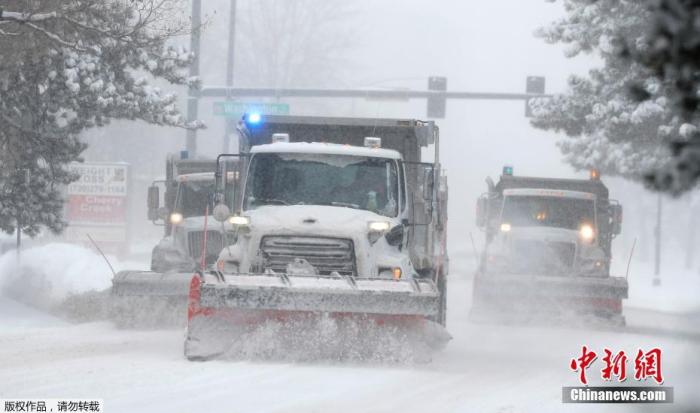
[623,0,700,194]
[0,1,202,236]
[530,0,678,180]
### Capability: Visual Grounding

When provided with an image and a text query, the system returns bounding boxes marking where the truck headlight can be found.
[579,224,595,242]
[228,215,250,226]
[170,212,184,225]
[368,221,391,232]
[368,221,391,244]
[500,223,511,232]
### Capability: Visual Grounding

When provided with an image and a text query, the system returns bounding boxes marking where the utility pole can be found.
[223,0,237,154]
[653,193,662,286]
[186,0,202,156]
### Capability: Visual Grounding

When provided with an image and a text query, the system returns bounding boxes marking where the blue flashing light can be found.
[503,165,514,176]
[246,112,262,125]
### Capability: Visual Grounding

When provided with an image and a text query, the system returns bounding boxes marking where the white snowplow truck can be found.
[471,168,628,325]
[184,115,450,360]
[110,156,237,326]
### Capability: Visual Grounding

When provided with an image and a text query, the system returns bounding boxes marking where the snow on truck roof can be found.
[250,142,402,159]
[504,188,596,200]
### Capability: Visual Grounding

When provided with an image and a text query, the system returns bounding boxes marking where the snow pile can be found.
[0,243,114,308]
[625,258,700,314]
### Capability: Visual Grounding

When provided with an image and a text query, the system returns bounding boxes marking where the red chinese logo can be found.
[570,345,598,385]
[570,346,663,385]
[601,348,628,382]
[634,348,663,384]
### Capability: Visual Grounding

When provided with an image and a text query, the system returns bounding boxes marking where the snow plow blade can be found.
[110,271,193,327]
[185,272,450,361]
[470,273,628,326]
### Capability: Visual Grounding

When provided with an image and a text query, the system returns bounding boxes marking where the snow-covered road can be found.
[1,268,699,413]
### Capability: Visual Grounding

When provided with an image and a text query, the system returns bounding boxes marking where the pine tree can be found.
[0,1,202,236]
[530,0,678,180]
[623,0,700,194]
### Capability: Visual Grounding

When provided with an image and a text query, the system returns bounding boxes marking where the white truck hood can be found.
[246,205,394,237]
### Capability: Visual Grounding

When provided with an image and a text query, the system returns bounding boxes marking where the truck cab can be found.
[210,114,449,325]
[218,139,415,279]
[146,156,237,273]
[473,167,627,324]
[477,168,622,278]
[488,188,606,276]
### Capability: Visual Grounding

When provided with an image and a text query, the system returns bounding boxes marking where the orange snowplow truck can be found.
[471,167,628,325]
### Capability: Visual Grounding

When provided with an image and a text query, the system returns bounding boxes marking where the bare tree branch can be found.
[24,22,85,51]
[0,11,58,22]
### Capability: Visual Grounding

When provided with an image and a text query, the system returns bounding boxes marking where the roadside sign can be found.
[64,162,129,255]
[213,101,290,117]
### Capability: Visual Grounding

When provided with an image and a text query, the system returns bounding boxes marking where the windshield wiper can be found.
[330,201,361,209]
[256,198,290,205]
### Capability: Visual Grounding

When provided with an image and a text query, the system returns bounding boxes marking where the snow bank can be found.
[625,258,700,314]
[0,242,146,309]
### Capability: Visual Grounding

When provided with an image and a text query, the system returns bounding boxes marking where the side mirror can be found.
[385,224,405,247]
[476,196,488,228]
[610,203,622,235]
[157,207,169,221]
[147,186,160,221]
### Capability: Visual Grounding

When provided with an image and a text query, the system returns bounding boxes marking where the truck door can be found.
[216,155,247,214]
[404,161,437,274]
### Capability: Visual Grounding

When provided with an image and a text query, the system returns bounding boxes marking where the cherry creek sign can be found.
[64,162,130,254]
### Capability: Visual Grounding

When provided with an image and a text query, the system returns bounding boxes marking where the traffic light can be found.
[525,76,545,117]
[427,76,447,118]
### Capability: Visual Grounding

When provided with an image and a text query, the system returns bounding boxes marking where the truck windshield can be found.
[244,153,399,217]
[175,180,215,218]
[501,195,594,230]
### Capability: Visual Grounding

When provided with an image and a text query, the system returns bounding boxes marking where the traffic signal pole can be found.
[184,1,549,155]
[198,87,547,101]
[222,0,237,154]
[186,0,202,155]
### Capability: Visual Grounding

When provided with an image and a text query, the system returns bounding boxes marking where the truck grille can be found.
[511,240,576,274]
[260,236,356,276]
[187,230,224,266]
